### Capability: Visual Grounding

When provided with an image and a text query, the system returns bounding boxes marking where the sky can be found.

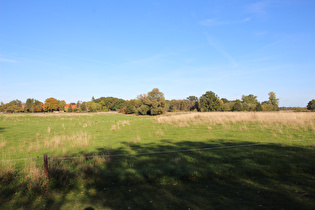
[0,0,314,107]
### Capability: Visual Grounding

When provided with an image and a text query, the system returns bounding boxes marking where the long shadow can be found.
[0,127,6,133]
[1,139,315,209]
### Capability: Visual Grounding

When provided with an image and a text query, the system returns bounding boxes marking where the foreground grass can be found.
[0,112,315,209]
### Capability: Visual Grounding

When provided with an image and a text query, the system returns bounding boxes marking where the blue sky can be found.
[0,0,314,107]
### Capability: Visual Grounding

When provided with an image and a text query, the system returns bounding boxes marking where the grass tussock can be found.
[136,135,141,142]
[0,161,15,179]
[23,160,45,189]
[110,120,130,131]
[157,112,315,127]
[0,136,6,148]
[155,129,164,136]
[110,124,120,131]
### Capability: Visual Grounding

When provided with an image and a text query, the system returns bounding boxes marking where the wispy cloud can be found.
[205,34,238,67]
[241,17,252,22]
[260,38,286,50]
[200,17,252,27]
[1,43,114,66]
[246,0,270,15]
[0,58,18,63]
[199,19,230,26]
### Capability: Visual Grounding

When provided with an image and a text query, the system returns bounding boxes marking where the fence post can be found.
[44,154,49,186]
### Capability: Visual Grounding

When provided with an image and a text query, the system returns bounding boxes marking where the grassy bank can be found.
[1,112,315,209]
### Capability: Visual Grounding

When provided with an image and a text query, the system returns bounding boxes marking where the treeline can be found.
[1,89,314,114]
[0,97,127,113]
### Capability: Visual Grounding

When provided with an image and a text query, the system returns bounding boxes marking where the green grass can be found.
[0,112,315,209]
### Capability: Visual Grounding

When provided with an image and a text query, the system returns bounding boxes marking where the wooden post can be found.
[44,154,49,186]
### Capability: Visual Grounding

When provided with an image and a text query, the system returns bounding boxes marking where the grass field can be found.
[1,112,315,209]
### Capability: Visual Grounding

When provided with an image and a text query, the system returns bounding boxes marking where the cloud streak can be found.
[246,0,270,15]
[0,58,18,63]
[205,34,238,67]
[199,16,252,27]
[199,19,230,26]
[1,43,114,66]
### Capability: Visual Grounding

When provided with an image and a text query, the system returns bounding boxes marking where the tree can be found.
[81,102,87,112]
[125,100,136,114]
[25,98,34,112]
[0,102,4,112]
[4,100,24,113]
[44,98,59,112]
[25,98,43,112]
[187,96,198,102]
[307,99,315,111]
[255,103,263,111]
[221,98,229,104]
[93,97,126,111]
[232,100,243,111]
[135,88,166,115]
[68,104,73,112]
[87,101,101,112]
[58,100,67,111]
[199,91,222,112]
[147,88,166,115]
[76,101,82,111]
[268,92,279,107]
[34,100,43,112]
[242,94,258,104]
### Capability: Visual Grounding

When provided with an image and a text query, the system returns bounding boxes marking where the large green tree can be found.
[307,99,315,110]
[134,88,166,115]
[232,100,243,111]
[242,94,258,104]
[186,96,198,102]
[199,91,222,112]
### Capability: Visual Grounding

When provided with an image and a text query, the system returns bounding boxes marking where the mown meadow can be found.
[0,112,315,209]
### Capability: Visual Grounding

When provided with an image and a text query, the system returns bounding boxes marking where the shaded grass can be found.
[1,140,315,209]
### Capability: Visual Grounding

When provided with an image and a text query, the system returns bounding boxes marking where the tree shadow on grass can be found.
[1,139,315,209]
[0,127,6,133]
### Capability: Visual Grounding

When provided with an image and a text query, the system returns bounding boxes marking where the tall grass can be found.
[0,136,6,148]
[157,112,315,127]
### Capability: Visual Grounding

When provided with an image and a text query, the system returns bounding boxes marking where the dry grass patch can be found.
[0,160,15,179]
[157,112,315,128]
[44,132,90,148]
[111,120,130,131]
[0,136,6,148]
[110,124,120,131]
[23,160,45,189]
[136,135,141,142]
[119,120,130,127]
[155,129,164,136]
